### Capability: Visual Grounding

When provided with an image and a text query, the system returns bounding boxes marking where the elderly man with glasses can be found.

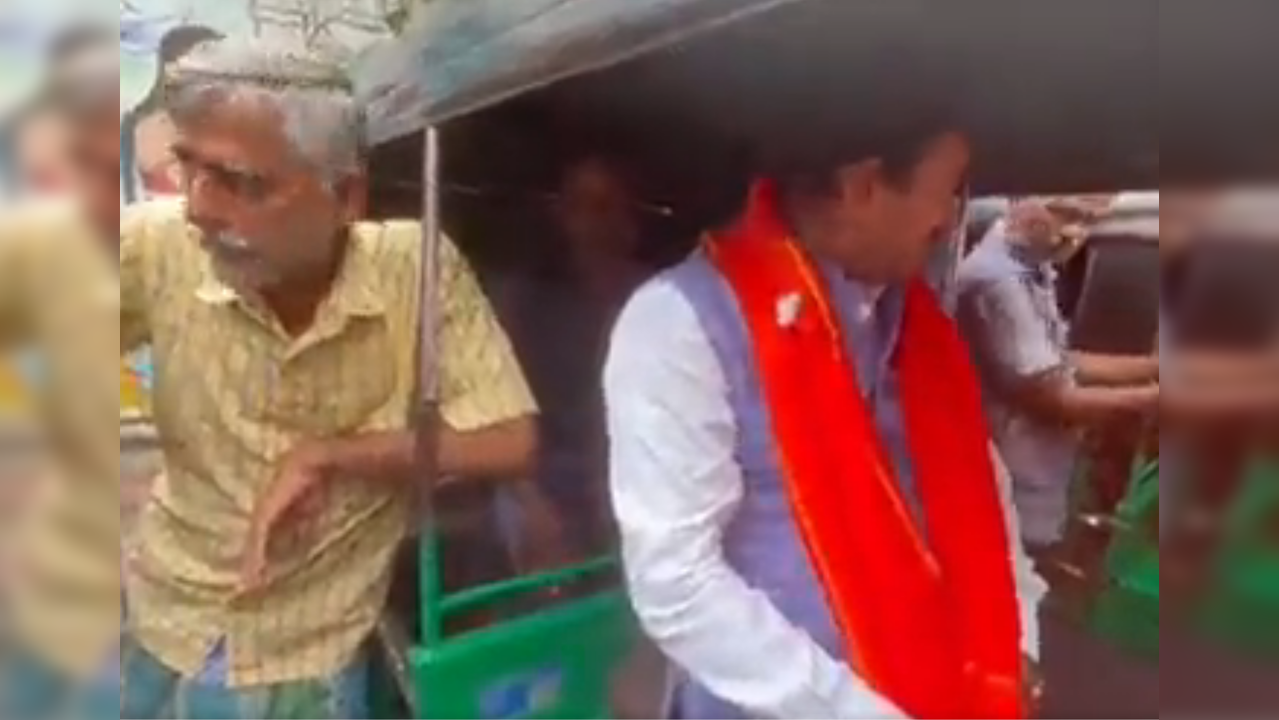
[118,39,540,719]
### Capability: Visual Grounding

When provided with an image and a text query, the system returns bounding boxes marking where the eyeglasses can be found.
[171,145,274,202]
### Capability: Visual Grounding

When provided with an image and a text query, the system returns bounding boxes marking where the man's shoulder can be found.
[0,198,79,238]
[613,254,713,346]
[120,197,191,243]
[350,220,474,270]
[0,200,99,273]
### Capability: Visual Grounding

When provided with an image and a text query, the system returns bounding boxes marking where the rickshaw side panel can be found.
[410,591,635,719]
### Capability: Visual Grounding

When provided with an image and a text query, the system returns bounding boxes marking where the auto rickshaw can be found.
[1050,196,1160,655]
[349,0,1276,716]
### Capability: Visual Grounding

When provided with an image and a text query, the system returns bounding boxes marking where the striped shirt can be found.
[120,199,535,686]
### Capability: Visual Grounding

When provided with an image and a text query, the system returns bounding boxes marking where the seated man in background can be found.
[493,152,655,555]
[118,39,537,719]
[957,196,1158,561]
[490,152,663,718]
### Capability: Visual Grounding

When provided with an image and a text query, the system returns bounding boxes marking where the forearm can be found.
[1175,350,1279,387]
[1013,380,1156,428]
[1164,381,1279,425]
[1070,351,1158,386]
[1058,384,1158,425]
[315,414,538,484]
[438,415,538,477]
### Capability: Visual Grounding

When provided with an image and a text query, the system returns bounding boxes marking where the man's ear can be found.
[835,159,883,203]
[337,171,369,221]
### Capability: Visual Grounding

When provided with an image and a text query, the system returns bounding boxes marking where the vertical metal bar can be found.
[414,125,444,648]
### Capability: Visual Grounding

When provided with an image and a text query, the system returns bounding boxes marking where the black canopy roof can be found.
[358,0,1277,195]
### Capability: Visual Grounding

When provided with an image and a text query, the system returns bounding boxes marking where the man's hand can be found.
[1008,196,1110,250]
[240,442,334,590]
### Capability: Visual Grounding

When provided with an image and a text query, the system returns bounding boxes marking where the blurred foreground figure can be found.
[0,40,122,720]
[957,197,1157,559]
[118,39,539,719]
[1160,189,1279,588]
[606,117,1045,718]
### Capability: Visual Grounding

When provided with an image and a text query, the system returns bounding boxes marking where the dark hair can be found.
[160,26,223,64]
[132,26,226,117]
[775,111,963,201]
[764,63,968,199]
[558,151,632,189]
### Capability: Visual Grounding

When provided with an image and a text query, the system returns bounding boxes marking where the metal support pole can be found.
[414,125,444,649]
[377,125,443,718]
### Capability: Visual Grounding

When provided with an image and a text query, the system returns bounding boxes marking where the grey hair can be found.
[163,38,368,184]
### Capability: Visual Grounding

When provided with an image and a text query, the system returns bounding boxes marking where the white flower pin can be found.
[776,291,802,328]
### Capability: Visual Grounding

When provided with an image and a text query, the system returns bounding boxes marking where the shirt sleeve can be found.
[988,442,1047,660]
[436,234,537,431]
[604,276,907,720]
[965,276,1065,384]
[119,202,164,352]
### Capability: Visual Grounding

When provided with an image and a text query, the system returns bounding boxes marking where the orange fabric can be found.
[706,180,1025,718]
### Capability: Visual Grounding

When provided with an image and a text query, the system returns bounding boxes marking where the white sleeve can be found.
[988,442,1048,660]
[604,277,907,719]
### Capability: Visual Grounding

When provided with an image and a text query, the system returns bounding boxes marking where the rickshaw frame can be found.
[359,1,1276,716]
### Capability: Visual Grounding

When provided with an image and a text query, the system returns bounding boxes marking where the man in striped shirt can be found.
[118,39,541,719]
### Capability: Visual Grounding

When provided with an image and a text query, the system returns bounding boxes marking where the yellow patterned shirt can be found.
[0,200,121,678]
[119,199,536,686]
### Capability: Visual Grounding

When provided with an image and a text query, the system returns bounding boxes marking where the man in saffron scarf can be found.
[604,115,1046,718]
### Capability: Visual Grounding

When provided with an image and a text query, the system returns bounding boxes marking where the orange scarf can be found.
[706,180,1025,718]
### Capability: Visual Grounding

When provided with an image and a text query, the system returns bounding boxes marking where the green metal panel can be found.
[1198,460,1279,658]
[1089,461,1159,658]
[403,534,637,719]
[412,590,634,719]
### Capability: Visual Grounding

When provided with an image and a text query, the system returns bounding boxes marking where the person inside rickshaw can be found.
[491,150,659,555]
[362,139,660,652]
[956,197,1159,565]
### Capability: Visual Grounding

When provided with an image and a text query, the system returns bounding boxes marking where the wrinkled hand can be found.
[240,443,333,591]
[1009,196,1109,249]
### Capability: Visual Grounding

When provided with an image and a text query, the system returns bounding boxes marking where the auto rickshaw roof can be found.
[355,0,1277,195]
